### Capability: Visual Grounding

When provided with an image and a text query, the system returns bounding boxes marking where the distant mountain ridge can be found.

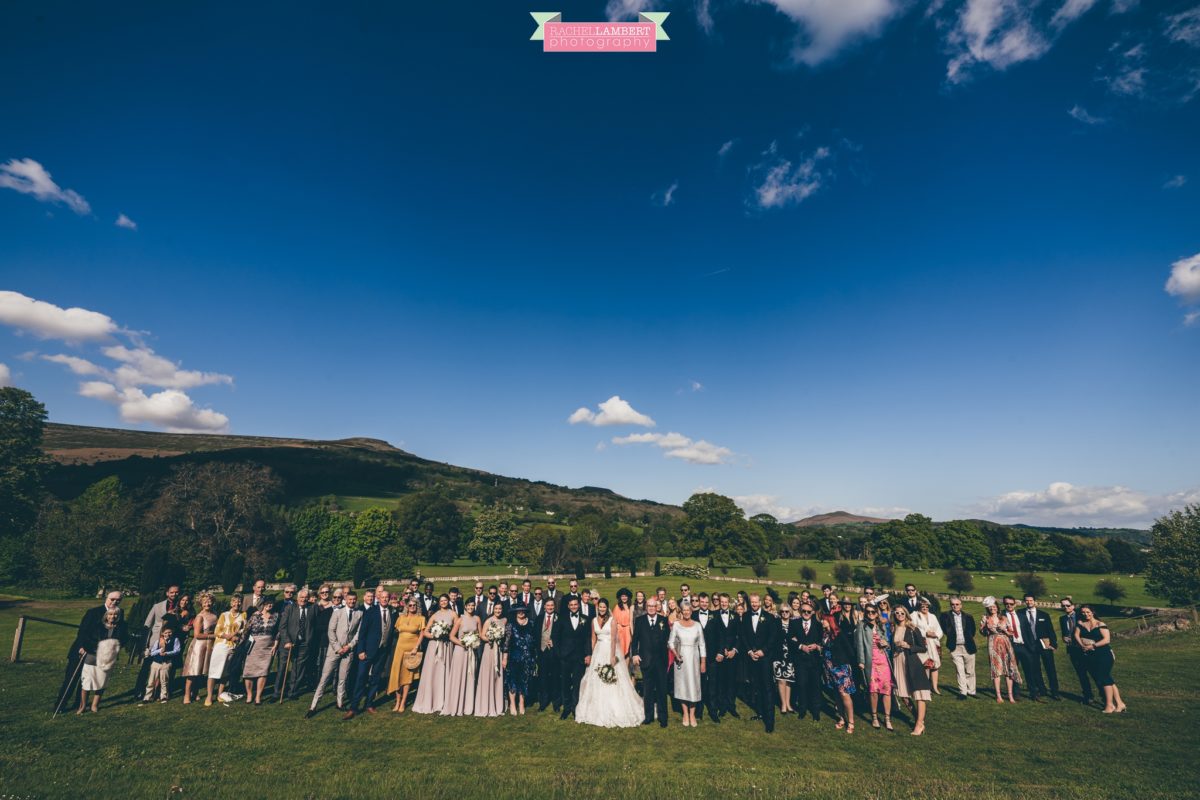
[790,511,892,527]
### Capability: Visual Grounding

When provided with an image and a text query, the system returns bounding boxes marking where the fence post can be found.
[11,615,26,663]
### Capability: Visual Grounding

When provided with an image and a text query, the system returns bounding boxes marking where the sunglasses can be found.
[866,609,878,615]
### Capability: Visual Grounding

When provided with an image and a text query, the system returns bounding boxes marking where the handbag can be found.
[403,650,424,670]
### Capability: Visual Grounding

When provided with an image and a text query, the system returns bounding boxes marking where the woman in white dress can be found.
[912,597,944,694]
[575,598,644,728]
[667,601,706,727]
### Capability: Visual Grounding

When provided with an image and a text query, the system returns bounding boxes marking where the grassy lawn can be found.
[1,586,1195,800]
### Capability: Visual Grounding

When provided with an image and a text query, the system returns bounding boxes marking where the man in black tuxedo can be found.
[790,600,824,721]
[1018,594,1059,700]
[941,596,978,698]
[530,588,545,621]
[711,593,741,717]
[552,596,592,719]
[1059,597,1094,704]
[694,592,720,723]
[630,598,671,727]
[480,586,508,620]
[276,587,317,700]
[819,585,835,616]
[544,578,559,604]
[901,584,921,614]
[469,582,486,614]
[56,590,124,711]
[564,579,581,608]
[517,579,533,613]
[419,582,436,617]
[536,598,560,711]
[740,593,780,733]
[447,587,464,615]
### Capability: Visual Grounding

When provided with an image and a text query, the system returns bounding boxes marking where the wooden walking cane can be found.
[53,656,86,718]
[278,647,293,704]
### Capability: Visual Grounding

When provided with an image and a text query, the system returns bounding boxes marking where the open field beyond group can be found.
[2,583,1196,800]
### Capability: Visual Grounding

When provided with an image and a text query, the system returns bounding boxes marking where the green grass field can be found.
[1,580,1196,800]
[403,559,1158,607]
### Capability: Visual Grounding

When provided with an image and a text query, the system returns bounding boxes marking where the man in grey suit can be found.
[276,588,317,700]
[306,591,362,717]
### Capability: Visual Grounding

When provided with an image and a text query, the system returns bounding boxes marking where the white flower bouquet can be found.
[429,620,452,640]
[484,624,504,645]
[595,663,616,684]
[461,631,481,650]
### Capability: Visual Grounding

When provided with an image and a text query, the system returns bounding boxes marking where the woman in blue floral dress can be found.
[502,606,536,715]
[823,599,858,733]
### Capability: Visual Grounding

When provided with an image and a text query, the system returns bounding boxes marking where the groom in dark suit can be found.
[630,597,671,727]
[552,596,593,719]
[740,593,780,733]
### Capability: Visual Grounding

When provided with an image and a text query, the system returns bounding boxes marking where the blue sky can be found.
[1,0,1198,527]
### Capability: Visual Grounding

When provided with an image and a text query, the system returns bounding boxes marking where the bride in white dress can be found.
[575,599,645,728]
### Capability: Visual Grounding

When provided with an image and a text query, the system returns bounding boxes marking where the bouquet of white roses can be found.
[461,631,481,651]
[595,663,617,685]
[484,624,504,645]
[429,620,452,640]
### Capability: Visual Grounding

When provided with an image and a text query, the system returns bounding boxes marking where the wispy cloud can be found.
[115,213,137,230]
[1067,104,1106,125]
[765,0,909,66]
[0,158,91,215]
[1163,174,1187,189]
[612,430,734,465]
[749,142,833,210]
[717,140,735,159]
[1165,251,1200,324]
[652,180,679,207]
[944,0,1052,84]
[970,480,1200,528]
[568,395,656,427]
[1165,6,1200,47]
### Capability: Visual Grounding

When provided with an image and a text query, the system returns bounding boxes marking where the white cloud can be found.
[1185,310,1200,326]
[1165,6,1200,47]
[652,180,679,207]
[80,382,230,433]
[0,363,10,388]
[115,213,137,230]
[1067,104,1106,125]
[945,0,1052,84]
[1163,174,1188,189]
[972,481,1200,528]
[612,430,733,464]
[690,380,703,392]
[0,158,91,215]
[0,291,118,341]
[717,140,735,158]
[1050,0,1099,30]
[568,395,656,427]
[102,345,233,389]
[750,143,832,210]
[1165,252,1200,303]
[764,0,908,66]
[42,353,105,376]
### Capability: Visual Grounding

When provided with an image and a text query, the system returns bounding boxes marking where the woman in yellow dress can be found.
[389,596,425,712]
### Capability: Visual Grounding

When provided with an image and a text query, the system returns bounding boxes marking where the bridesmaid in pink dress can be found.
[442,599,480,716]
[474,603,507,716]
[412,596,457,714]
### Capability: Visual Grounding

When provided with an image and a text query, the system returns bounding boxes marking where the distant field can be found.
[1,587,1194,800]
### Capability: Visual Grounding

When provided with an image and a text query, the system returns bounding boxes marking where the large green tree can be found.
[33,476,138,593]
[394,491,465,563]
[0,387,48,539]
[1145,504,1200,609]
[677,492,767,565]
[872,514,942,569]
[750,513,785,560]
[467,507,517,564]
[934,520,991,569]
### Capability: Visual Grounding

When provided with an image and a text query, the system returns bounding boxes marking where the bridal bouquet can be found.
[484,625,504,645]
[461,631,481,651]
[595,664,617,685]
[429,620,452,640]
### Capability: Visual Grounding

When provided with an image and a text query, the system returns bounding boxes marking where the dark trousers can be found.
[641,663,669,723]
[1066,646,1094,701]
[559,656,585,712]
[793,659,822,720]
[1016,645,1045,697]
[1038,647,1059,696]
[538,649,560,708]
[285,644,313,698]
[715,655,738,712]
[351,653,387,711]
[700,660,719,718]
[748,659,775,732]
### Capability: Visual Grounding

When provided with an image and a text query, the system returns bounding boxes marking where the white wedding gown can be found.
[574,617,644,728]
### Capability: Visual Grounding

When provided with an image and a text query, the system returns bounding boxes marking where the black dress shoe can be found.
[642,719,654,725]
[727,709,740,719]
[659,720,668,728]
[560,710,570,720]
[709,712,721,723]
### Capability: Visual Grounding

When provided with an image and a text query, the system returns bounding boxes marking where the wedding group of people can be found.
[56,576,1127,732]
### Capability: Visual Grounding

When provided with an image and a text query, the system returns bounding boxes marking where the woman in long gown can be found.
[575,598,645,728]
[241,597,278,705]
[503,606,536,715]
[773,606,796,714]
[980,597,1020,704]
[442,598,480,716]
[613,588,634,683]
[389,596,426,712]
[891,606,932,735]
[474,602,507,717]
[912,597,944,694]
[668,601,706,727]
[413,595,457,714]
[182,593,218,704]
[856,604,893,730]
[206,594,245,706]
[78,608,125,714]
